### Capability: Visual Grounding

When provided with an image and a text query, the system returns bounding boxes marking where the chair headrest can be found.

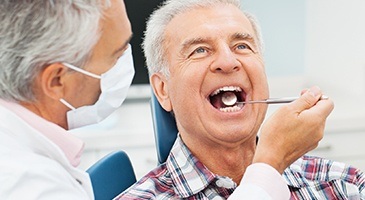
[150,93,178,164]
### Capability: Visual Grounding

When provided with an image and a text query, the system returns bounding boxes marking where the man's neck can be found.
[182,135,257,184]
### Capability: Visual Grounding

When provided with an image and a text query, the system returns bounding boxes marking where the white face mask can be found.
[60,44,135,129]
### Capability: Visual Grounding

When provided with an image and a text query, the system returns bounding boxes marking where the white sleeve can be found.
[228,163,290,200]
[0,159,91,200]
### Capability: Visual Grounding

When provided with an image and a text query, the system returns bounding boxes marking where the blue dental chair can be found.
[150,93,178,164]
[87,150,136,200]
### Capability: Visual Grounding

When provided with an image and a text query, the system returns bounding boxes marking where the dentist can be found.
[0,0,134,199]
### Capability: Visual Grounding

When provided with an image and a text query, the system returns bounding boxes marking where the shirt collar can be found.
[0,99,84,167]
[166,135,220,198]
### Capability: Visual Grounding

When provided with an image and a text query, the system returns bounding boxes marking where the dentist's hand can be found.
[253,86,334,174]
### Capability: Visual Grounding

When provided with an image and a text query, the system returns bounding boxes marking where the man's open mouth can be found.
[209,86,245,112]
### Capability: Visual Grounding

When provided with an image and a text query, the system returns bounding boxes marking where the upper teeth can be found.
[211,86,242,96]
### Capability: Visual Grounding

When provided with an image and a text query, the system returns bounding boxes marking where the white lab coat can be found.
[0,105,94,199]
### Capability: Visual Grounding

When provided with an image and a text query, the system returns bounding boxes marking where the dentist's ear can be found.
[150,73,173,112]
[37,63,69,100]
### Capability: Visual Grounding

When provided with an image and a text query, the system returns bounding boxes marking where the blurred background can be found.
[71,0,365,179]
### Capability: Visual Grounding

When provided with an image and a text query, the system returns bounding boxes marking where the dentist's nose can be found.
[210,46,240,73]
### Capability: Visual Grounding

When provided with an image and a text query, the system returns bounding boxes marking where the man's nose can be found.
[210,46,240,73]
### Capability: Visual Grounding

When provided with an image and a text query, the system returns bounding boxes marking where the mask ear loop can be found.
[60,98,76,110]
[59,63,101,111]
[62,63,101,79]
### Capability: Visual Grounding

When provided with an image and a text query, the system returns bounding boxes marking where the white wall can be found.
[306,0,365,98]
[305,0,365,141]
[241,0,306,77]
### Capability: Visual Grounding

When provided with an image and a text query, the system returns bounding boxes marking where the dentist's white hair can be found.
[0,0,110,102]
[142,0,264,77]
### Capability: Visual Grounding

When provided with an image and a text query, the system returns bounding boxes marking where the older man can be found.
[0,0,134,199]
[117,0,365,199]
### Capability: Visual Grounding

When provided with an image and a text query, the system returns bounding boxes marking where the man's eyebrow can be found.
[231,32,255,42]
[180,37,210,54]
[112,34,133,57]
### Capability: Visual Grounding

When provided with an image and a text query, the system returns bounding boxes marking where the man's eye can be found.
[238,44,247,49]
[235,43,255,54]
[188,46,209,59]
[194,47,206,54]
[237,44,250,50]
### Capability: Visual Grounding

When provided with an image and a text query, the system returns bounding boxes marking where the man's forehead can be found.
[167,8,254,38]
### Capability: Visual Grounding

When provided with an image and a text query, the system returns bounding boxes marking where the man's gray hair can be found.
[0,0,109,102]
[142,0,264,77]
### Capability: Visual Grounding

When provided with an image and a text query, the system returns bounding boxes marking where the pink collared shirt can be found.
[0,99,84,167]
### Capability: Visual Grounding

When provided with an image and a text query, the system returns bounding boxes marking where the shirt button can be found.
[76,179,82,185]
[215,178,235,189]
[216,180,224,187]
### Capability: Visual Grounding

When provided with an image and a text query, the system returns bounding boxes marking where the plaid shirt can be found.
[116,136,365,199]
[285,156,365,199]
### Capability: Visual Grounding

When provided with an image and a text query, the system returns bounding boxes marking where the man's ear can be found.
[38,63,68,100]
[150,73,172,112]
